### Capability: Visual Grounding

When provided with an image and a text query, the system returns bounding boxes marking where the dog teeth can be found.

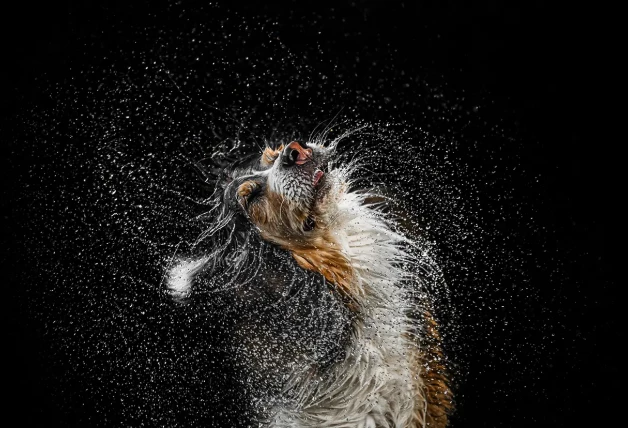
[313,169,324,186]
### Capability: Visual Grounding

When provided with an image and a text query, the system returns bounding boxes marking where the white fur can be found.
[268,183,424,428]
[166,256,208,299]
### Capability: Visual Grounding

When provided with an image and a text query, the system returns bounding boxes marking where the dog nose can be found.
[282,141,312,167]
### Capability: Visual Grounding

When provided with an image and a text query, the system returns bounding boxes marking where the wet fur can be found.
[167,139,452,427]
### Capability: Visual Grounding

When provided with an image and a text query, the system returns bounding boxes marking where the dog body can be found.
[167,140,451,427]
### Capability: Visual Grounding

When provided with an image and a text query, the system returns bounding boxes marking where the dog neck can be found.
[288,189,408,312]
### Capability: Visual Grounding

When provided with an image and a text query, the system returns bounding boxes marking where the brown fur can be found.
[412,310,453,428]
[261,145,284,167]
[237,180,262,207]
[245,188,309,233]
[289,238,356,301]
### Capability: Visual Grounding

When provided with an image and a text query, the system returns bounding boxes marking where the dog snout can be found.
[282,141,312,167]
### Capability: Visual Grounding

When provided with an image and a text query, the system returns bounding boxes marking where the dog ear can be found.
[166,256,210,301]
[261,144,284,167]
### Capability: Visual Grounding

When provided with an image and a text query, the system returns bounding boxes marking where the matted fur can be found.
[167,138,452,427]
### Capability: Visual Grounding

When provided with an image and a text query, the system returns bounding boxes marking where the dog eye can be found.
[237,180,263,208]
[246,184,262,203]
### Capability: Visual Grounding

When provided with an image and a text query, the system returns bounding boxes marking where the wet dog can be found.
[167,138,452,427]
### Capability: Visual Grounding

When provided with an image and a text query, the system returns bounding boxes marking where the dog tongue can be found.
[313,169,324,186]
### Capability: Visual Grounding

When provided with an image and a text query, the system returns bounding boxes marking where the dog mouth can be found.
[303,164,328,232]
[313,169,324,187]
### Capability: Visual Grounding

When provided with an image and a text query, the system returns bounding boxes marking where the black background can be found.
[1,1,618,427]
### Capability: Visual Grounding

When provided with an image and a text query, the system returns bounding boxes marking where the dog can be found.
[166,137,452,427]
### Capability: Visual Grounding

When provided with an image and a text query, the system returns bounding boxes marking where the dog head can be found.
[224,142,332,235]
[218,141,356,295]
